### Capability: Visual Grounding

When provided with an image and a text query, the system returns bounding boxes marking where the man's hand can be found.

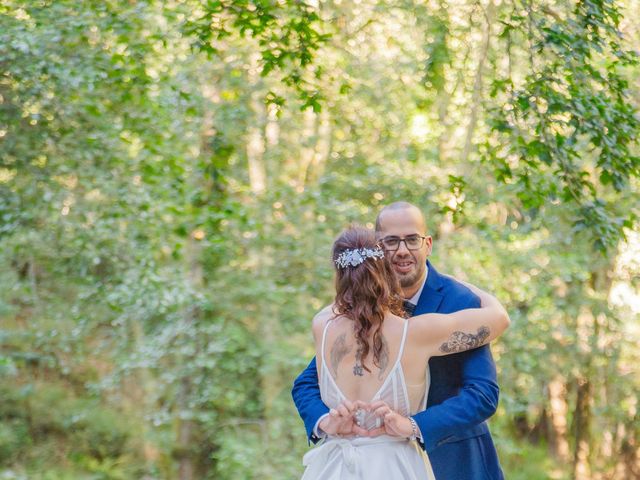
[360,400,414,438]
[318,400,370,437]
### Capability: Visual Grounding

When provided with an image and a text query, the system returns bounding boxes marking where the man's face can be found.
[377,208,432,290]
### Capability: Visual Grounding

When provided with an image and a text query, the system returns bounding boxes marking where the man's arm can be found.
[291,357,330,443]
[412,344,499,452]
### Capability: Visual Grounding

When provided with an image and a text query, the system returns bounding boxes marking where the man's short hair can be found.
[375,201,421,232]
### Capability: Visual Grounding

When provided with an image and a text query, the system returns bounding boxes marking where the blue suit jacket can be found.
[292,261,504,479]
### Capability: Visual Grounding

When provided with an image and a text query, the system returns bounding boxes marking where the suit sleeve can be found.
[412,344,499,452]
[412,292,500,452]
[291,356,330,443]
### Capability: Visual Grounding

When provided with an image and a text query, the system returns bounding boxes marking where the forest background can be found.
[1,0,639,479]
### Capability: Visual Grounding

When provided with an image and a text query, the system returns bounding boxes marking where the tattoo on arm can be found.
[439,326,490,354]
[329,333,352,378]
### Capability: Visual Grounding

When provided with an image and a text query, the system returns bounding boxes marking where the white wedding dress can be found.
[301,319,436,480]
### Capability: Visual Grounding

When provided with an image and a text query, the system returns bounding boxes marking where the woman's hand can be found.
[359,400,414,438]
[318,400,369,438]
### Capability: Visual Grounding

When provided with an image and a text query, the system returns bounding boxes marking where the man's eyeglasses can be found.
[380,235,427,251]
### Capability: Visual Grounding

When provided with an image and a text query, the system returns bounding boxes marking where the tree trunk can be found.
[460,0,495,166]
[173,97,214,479]
[177,376,195,480]
[572,377,592,480]
[265,103,280,148]
[547,377,570,461]
[176,236,204,480]
[28,255,39,309]
[299,108,318,188]
[247,54,267,194]
[305,108,331,185]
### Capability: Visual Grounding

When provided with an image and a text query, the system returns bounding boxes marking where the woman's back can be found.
[303,308,435,480]
[314,309,429,424]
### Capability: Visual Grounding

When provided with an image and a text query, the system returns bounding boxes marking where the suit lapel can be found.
[414,260,444,315]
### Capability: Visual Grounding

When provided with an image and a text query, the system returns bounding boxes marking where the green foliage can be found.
[1,0,639,479]
[185,0,330,109]
[0,420,30,464]
[486,0,639,251]
[494,433,571,480]
[0,382,137,477]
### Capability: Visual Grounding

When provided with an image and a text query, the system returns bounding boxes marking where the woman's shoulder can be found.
[313,304,335,321]
[311,304,336,336]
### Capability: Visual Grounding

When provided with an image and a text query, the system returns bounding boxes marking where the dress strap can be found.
[320,319,334,367]
[396,319,410,359]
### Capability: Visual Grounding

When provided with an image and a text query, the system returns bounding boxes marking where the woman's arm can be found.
[413,282,510,357]
[363,283,508,440]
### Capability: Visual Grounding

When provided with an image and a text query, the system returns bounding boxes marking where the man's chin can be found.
[398,273,418,288]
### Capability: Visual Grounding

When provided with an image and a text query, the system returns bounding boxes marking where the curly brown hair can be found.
[332,226,404,372]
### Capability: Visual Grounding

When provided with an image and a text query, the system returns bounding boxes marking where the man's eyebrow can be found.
[384,234,419,238]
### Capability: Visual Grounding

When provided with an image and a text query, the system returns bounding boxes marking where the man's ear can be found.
[425,236,433,255]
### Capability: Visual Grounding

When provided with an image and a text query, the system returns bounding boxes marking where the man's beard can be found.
[397,262,426,289]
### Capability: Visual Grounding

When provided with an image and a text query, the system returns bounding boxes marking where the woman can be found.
[301,227,510,479]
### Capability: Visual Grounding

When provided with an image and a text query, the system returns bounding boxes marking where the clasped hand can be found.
[318,400,414,439]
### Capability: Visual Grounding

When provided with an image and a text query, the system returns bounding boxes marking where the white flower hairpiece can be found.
[334,247,385,268]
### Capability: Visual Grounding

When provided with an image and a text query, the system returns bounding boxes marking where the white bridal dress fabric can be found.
[301,319,436,480]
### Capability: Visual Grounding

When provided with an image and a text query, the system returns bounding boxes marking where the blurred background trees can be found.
[1,0,638,479]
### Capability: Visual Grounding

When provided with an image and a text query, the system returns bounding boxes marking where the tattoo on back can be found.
[377,335,390,380]
[353,335,390,378]
[439,326,490,354]
[329,333,352,378]
[353,344,365,376]
[329,332,391,379]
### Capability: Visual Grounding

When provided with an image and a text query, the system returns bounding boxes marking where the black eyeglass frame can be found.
[380,235,428,251]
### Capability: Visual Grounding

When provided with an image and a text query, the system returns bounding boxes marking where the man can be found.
[292,202,504,479]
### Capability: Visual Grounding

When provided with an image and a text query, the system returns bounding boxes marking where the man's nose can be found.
[396,241,411,255]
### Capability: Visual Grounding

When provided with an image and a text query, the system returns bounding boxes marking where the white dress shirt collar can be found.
[406,265,429,306]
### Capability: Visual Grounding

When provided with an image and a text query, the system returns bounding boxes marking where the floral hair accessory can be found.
[334,247,385,268]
